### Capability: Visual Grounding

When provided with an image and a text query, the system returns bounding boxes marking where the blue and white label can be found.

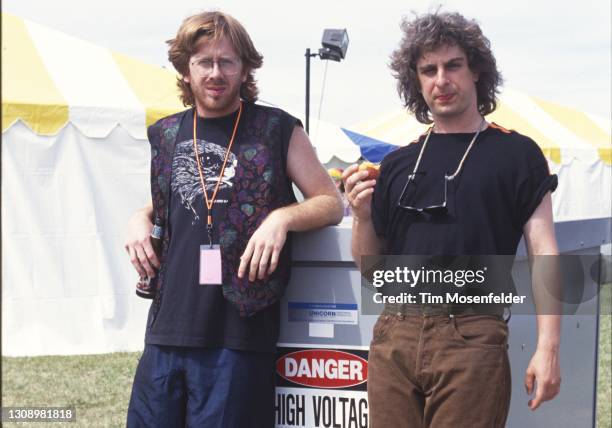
[288,302,358,325]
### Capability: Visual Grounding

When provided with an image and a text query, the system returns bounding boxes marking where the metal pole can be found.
[305,48,311,134]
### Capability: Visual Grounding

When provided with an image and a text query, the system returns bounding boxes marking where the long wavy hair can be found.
[390,12,503,124]
[167,11,263,106]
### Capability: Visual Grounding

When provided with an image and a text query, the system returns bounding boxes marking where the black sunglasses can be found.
[396,173,452,215]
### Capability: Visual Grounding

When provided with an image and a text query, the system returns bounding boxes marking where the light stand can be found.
[304,29,349,134]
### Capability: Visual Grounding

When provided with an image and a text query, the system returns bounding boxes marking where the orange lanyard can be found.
[192,102,243,244]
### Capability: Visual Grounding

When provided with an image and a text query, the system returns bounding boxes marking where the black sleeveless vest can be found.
[141,103,297,317]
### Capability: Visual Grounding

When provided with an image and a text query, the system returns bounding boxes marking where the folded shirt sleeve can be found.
[514,137,558,227]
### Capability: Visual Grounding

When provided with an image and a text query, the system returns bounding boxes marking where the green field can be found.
[2,352,139,427]
[2,283,611,427]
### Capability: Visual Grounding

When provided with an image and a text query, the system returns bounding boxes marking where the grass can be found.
[598,282,611,428]
[2,284,611,427]
[2,352,140,427]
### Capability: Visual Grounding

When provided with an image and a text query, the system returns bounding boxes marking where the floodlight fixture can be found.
[305,28,349,133]
[319,29,349,62]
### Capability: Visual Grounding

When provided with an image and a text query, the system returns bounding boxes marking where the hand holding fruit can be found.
[342,161,380,221]
[358,161,380,180]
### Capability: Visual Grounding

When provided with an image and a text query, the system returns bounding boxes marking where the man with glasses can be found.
[124,11,343,427]
[343,12,561,427]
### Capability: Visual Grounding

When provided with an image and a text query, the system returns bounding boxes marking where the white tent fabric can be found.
[2,12,184,137]
[2,12,183,356]
[498,89,603,165]
[3,121,152,356]
[273,104,362,163]
[25,20,146,138]
[305,117,361,164]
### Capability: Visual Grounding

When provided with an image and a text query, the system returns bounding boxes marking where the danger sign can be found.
[276,349,368,389]
[275,347,370,427]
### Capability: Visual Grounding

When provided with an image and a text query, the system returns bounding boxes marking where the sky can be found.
[4,0,611,127]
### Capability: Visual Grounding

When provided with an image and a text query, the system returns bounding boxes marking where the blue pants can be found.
[127,345,276,428]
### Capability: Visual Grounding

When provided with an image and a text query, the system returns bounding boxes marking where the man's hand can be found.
[342,164,377,221]
[124,207,159,278]
[238,210,288,282]
[235,124,343,282]
[524,347,561,410]
[523,193,562,410]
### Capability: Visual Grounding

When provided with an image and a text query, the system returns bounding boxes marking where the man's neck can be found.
[195,99,242,119]
[432,111,485,134]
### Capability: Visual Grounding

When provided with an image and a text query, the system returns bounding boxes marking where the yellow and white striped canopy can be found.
[352,88,611,166]
[2,12,184,139]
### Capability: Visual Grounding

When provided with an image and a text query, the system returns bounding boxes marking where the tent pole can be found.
[305,48,311,134]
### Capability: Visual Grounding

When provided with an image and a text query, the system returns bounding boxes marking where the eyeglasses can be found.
[397,172,451,215]
[190,57,242,76]
[396,118,486,215]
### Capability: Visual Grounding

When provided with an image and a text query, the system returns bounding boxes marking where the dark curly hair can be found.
[390,12,503,124]
[167,11,263,106]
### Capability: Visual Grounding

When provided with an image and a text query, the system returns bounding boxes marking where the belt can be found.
[382,303,506,317]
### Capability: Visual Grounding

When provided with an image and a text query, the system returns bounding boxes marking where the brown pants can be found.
[368,314,511,428]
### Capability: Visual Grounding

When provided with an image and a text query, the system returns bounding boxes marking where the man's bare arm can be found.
[522,192,562,410]
[276,125,344,232]
[238,125,344,281]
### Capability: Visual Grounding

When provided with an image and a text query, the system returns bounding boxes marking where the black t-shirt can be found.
[371,124,558,255]
[145,104,298,352]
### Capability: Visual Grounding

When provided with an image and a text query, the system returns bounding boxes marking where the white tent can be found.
[2,13,185,356]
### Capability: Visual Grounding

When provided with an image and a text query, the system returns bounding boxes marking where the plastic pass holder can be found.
[199,244,222,285]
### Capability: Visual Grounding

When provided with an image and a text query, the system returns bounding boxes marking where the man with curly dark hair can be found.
[344,11,561,427]
[124,10,343,427]
[390,11,502,125]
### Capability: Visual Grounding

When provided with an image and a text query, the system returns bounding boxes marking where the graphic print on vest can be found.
[171,138,237,225]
